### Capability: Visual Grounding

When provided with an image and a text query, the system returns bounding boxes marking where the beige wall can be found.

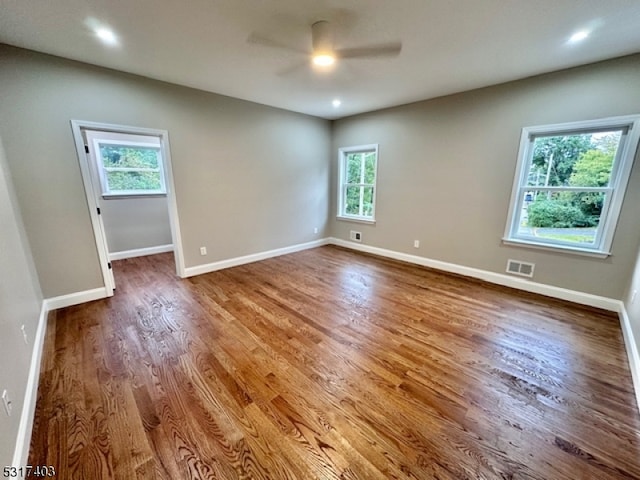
[1,43,638,301]
[624,241,640,358]
[101,197,172,254]
[1,43,639,463]
[0,45,331,297]
[330,54,640,299]
[83,129,172,254]
[0,137,42,466]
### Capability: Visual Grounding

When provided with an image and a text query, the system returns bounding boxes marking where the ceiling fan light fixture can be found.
[312,53,335,67]
[311,21,335,67]
[247,19,402,75]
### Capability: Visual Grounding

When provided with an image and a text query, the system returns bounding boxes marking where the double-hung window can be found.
[93,139,167,197]
[504,115,640,256]
[338,144,379,223]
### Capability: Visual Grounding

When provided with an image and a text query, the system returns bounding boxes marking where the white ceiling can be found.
[1,0,640,119]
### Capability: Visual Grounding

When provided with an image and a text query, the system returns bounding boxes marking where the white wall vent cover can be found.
[506,259,535,278]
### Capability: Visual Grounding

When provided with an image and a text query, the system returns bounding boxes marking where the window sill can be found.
[337,215,376,225]
[102,193,167,200]
[502,237,611,258]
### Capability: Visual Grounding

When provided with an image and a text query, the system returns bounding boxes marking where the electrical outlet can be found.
[2,390,11,416]
[314,227,318,234]
[414,240,420,248]
[633,289,638,304]
[200,247,207,256]
[21,325,28,345]
[350,231,362,242]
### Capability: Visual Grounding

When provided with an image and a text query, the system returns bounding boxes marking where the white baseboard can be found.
[329,238,620,312]
[12,302,48,467]
[618,302,640,411]
[43,287,108,311]
[12,287,109,465]
[183,238,330,278]
[109,244,174,261]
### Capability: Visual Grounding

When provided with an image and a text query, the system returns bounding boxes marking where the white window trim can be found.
[337,144,379,223]
[93,138,167,197]
[503,114,640,257]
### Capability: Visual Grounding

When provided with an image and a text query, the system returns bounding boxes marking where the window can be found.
[93,139,166,196]
[504,115,640,256]
[338,144,379,222]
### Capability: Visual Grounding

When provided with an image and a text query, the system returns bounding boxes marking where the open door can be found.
[71,121,185,296]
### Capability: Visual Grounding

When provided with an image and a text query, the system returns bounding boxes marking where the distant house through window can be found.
[504,115,640,256]
[337,144,379,223]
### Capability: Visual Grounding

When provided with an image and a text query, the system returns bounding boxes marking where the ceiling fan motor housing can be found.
[312,20,333,55]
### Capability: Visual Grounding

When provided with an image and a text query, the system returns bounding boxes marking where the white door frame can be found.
[70,120,186,296]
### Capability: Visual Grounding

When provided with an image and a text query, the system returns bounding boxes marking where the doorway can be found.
[71,120,185,296]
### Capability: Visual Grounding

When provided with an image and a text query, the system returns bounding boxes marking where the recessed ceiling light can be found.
[95,27,118,46]
[569,30,590,44]
[332,99,341,108]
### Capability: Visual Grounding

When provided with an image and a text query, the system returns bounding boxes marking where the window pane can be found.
[344,186,374,217]
[527,131,621,187]
[100,144,159,169]
[364,153,376,184]
[106,171,162,192]
[346,153,363,184]
[517,190,605,246]
[340,145,378,220]
[362,186,374,217]
[345,186,361,215]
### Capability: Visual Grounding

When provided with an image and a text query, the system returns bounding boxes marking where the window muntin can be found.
[504,116,640,256]
[338,145,378,222]
[94,140,166,196]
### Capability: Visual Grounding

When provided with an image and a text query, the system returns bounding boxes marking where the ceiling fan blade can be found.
[276,60,309,77]
[247,33,308,54]
[336,42,402,59]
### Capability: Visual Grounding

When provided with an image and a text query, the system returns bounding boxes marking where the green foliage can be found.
[345,186,374,216]
[346,153,362,184]
[100,146,158,169]
[531,134,593,186]
[345,186,360,215]
[106,171,162,191]
[364,154,376,184]
[569,148,614,187]
[525,132,619,231]
[345,152,376,217]
[568,146,615,219]
[100,145,162,192]
[527,198,593,228]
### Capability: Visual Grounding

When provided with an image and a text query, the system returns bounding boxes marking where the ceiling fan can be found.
[248,20,402,72]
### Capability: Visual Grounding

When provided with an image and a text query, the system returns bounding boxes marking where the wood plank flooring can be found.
[28,246,640,479]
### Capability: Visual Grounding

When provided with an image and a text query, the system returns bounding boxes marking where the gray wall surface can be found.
[624,241,640,370]
[1,43,638,301]
[0,45,331,297]
[83,129,172,254]
[0,137,43,466]
[330,54,640,299]
[102,197,172,254]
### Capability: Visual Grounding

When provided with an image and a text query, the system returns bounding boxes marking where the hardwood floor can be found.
[28,246,640,479]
